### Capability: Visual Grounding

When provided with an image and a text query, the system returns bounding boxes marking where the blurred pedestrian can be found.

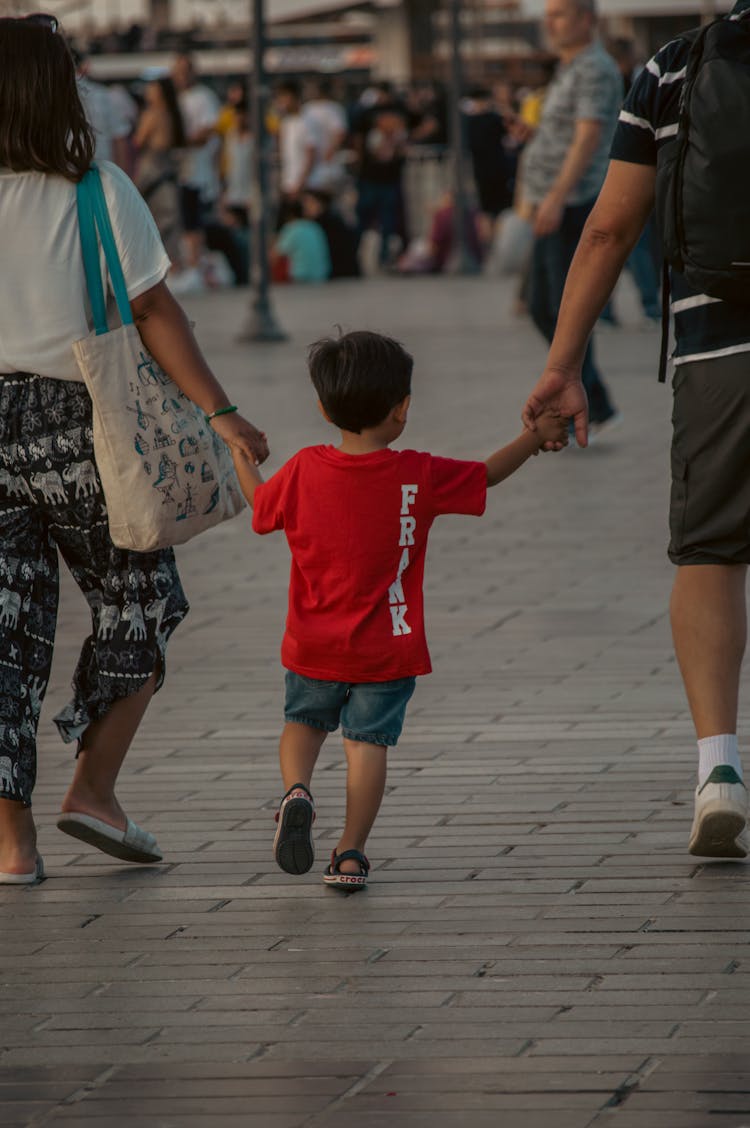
[352,85,409,268]
[275,80,315,223]
[303,78,348,195]
[74,46,130,168]
[171,53,221,294]
[133,75,185,266]
[522,0,622,434]
[464,86,512,242]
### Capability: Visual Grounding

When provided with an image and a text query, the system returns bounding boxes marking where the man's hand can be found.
[534,191,565,237]
[523,367,588,449]
[210,412,270,465]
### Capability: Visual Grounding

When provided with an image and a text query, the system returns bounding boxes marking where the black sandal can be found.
[323,848,370,891]
[273,783,315,875]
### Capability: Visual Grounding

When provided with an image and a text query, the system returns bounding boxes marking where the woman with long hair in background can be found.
[134,75,186,266]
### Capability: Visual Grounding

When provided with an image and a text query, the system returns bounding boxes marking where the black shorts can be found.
[669,353,750,565]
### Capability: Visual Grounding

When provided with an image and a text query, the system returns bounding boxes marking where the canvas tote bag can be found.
[72,167,245,552]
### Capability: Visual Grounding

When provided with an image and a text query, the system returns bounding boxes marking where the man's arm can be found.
[523,159,656,445]
[534,119,602,236]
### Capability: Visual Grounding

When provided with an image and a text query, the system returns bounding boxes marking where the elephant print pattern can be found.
[0,374,189,806]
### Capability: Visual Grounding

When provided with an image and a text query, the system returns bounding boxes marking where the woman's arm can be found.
[130,281,269,465]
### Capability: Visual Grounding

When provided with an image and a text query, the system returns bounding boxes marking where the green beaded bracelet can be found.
[205,405,238,425]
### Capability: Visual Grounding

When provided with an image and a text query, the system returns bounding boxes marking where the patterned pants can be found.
[0,374,189,806]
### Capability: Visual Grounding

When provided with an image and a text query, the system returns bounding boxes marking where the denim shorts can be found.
[284,672,416,747]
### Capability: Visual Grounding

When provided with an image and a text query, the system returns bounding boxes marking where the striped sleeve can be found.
[609,39,687,166]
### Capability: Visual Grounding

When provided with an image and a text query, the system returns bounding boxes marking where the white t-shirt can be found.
[302,99,347,190]
[178,83,221,200]
[78,77,131,163]
[0,162,170,381]
[279,114,312,194]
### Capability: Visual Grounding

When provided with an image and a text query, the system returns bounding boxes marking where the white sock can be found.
[697,734,742,787]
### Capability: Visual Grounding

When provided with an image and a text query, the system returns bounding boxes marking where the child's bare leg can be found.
[335,738,387,874]
[279,722,327,792]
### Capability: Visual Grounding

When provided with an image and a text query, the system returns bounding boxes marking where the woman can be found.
[0,17,269,883]
[133,75,185,266]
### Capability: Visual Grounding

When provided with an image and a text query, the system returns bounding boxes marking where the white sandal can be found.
[57,813,162,863]
[0,855,45,884]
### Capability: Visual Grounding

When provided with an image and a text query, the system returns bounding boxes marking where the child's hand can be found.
[535,410,569,451]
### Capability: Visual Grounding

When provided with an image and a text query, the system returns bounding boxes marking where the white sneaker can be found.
[169,268,206,296]
[689,766,748,858]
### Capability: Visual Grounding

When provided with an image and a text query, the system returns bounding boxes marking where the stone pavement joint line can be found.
[4,278,750,1127]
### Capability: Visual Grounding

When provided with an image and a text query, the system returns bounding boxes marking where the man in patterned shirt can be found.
[522,0,623,432]
[522,1,750,859]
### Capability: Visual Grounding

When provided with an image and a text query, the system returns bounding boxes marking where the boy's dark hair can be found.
[308,331,413,434]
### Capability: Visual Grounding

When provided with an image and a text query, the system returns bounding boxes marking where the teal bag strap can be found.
[86,167,134,328]
[76,172,108,336]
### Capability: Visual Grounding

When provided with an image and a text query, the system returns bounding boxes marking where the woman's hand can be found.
[210,412,269,466]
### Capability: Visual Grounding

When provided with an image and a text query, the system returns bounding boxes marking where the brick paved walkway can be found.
[4,276,750,1127]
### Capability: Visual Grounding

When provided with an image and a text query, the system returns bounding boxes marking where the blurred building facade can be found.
[6,0,733,83]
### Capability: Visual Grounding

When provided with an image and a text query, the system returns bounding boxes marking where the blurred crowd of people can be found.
[73,39,657,295]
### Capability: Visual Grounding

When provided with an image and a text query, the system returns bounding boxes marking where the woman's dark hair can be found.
[155,76,187,149]
[0,20,94,180]
[308,331,413,434]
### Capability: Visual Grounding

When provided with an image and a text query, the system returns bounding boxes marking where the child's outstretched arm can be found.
[232,448,264,506]
[485,411,568,487]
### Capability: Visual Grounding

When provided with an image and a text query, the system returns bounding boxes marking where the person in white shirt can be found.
[74,48,130,168]
[0,16,269,884]
[171,53,221,292]
[302,78,348,195]
[274,80,315,222]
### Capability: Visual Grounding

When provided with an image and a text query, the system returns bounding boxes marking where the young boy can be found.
[232,331,567,891]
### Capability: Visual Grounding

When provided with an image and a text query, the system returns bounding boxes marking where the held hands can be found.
[210,411,270,466]
[523,365,588,450]
[534,410,569,452]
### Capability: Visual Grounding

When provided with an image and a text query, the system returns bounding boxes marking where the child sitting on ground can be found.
[232,331,567,891]
[272,199,331,283]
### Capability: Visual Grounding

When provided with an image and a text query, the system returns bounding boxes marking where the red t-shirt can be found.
[252,445,487,681]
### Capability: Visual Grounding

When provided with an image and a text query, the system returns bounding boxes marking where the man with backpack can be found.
[522,2,750,858]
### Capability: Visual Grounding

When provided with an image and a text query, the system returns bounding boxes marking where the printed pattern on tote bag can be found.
[127,349,239,526]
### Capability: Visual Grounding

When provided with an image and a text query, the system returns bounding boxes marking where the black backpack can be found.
[656,12,750,379]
